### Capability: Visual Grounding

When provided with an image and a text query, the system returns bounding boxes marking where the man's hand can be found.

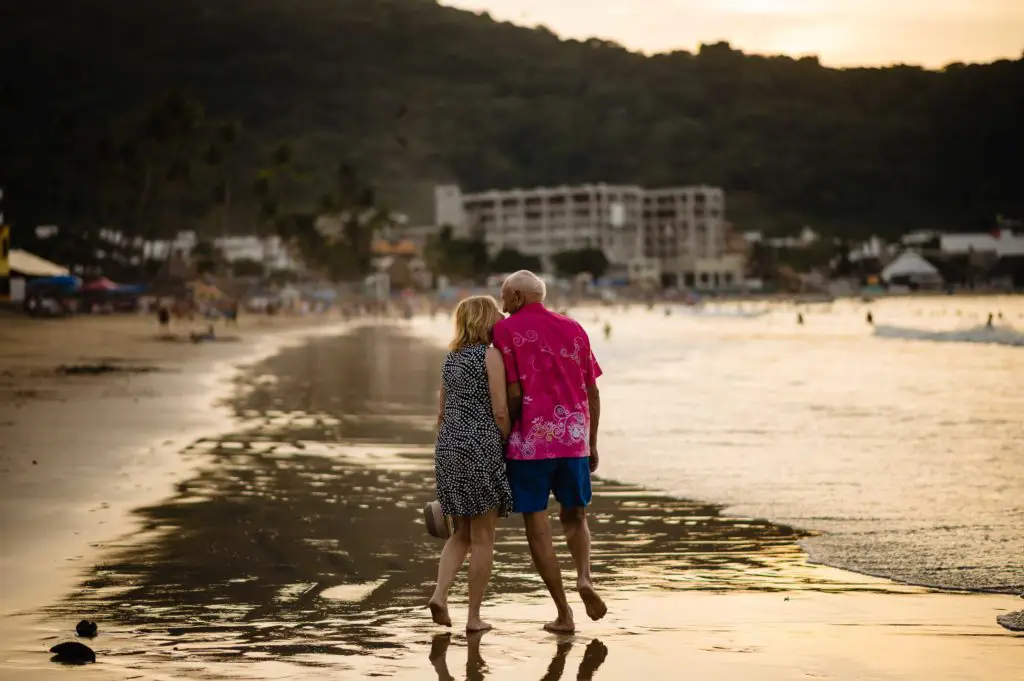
[589,445,599,473]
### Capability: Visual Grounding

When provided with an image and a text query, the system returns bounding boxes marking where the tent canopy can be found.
[881,252,942,282]
[27,275,81,291]
[10,249,69,277]
[80,277,119,292]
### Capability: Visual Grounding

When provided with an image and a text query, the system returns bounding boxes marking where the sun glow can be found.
[712,0,821,15]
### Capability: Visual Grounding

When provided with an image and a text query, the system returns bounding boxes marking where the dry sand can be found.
[0,317,1021,680]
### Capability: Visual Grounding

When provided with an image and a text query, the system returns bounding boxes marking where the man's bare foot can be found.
[578,582,607,621]
[579,639,609,679]
[543,615,576,634]
[466,618,493,633]
[428,599,452,627]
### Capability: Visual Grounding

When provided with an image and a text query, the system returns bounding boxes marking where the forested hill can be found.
[2,0,1022,239]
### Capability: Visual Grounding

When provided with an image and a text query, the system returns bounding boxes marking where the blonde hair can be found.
[449,295,503,351]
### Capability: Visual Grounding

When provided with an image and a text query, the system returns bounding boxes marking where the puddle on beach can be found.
[46,326,927,679]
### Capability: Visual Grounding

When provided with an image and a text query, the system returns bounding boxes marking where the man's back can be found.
[493,303,602,460]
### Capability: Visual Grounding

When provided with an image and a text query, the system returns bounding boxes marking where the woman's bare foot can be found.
[578,582,607,621]
[466,618,493,633]
[543,614,576,634]
[428,599,452,627]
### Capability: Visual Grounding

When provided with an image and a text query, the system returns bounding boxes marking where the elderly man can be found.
[492,270,607,633]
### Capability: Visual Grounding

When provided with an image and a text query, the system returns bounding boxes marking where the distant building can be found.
[939,230,1024,257]
[435,183,741,288]
[377,222,439,251]
[761,227,820,249]
[145,232,302,272]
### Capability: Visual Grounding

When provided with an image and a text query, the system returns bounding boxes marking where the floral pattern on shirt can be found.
[492,304,602,461]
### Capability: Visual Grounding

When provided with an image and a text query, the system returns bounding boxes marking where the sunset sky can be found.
[442,0,1024,68]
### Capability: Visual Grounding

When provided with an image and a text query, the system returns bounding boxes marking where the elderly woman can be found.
[427,295,513,632]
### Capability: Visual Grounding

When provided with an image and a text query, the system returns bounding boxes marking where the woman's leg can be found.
[429,518,471,626]
[467,508,499,632]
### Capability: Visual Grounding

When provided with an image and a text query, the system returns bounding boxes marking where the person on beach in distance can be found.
[429,295,514,632]
[493,270,607,634]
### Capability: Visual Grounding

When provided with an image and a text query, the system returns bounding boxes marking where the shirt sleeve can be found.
[582,331,602,386]
[491,322,520,384]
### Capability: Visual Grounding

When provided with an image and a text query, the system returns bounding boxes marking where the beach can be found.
[0,313,346,616]
[1,304,1022,679]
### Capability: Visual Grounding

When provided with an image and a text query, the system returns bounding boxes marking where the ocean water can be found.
[558,295,1024,593]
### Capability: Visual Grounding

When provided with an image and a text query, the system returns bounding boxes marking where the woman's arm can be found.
[437,379,446,428]
[485,347,512,439]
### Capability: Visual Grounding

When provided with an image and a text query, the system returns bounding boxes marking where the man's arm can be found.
[491,323,522,424]
[507,382,523,425]
[587,383,600,471]
[581,332,603,472]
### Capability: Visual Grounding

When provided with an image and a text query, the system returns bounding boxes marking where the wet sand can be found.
[0,313,347,616]
[1,322,1022,679]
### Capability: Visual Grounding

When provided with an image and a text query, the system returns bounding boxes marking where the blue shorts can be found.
[506,457,592,514]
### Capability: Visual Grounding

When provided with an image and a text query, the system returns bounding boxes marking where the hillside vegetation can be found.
[2,0,1021,241]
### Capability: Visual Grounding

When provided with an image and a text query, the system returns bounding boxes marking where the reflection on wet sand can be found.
[429,633,608,681]
[51,326,926,678]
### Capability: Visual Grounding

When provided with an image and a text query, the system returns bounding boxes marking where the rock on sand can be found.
[996,610,1024,632]
[49,641,96,664]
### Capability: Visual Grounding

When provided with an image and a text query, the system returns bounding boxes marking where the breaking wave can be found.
[874,323,1024,347]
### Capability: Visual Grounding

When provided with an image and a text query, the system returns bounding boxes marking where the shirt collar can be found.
[516,302,545,315]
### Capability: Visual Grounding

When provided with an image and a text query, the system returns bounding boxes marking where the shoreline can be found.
[0,313,353,618]
[406,314,1024,598]
[1,318,1021,679]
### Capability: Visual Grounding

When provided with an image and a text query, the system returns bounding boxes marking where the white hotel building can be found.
[435,183,745,288]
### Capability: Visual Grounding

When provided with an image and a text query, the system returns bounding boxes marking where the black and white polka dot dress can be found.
[435,344,513,518]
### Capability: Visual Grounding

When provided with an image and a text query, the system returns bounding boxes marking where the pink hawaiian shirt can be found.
[492,303,602,460]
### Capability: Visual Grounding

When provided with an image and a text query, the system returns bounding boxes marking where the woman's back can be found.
[440,345,498,438]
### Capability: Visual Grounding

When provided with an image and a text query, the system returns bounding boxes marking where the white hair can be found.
[503,270,546,301]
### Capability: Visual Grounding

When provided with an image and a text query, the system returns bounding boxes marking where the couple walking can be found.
[427,270,606,634]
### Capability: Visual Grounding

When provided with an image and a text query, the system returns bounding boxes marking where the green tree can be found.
[551,248,609,279]
[424,225,489,282]
[490,247,542,274]
[274,162,390,282]
[4,1,1022,243]
[231,258,265,277]
[204,121,242,238]
[191,240,226,276]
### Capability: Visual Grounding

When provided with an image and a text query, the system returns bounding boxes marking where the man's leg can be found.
[555,458,607,621]
[509,458,575,633]
[559,505,606,620]
[523,510,575,633]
